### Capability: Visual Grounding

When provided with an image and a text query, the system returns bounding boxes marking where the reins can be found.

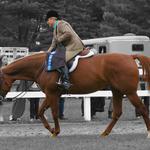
[10,81,40,101]
[0,68,38,101]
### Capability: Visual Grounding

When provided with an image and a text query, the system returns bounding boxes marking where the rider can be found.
[45,10,85,90]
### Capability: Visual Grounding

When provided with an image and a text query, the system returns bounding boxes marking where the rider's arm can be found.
[48,37,57,52]
[57,22,72,43]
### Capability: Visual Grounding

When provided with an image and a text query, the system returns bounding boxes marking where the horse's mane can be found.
[14,52,46,63]
[2,52,46,76]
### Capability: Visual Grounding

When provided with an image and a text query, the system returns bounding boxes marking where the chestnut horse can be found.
[0,52,150,138]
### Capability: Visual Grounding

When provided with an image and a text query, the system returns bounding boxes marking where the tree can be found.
[0,0,46,49]
[1,0,150,48]
[101,0,150,37]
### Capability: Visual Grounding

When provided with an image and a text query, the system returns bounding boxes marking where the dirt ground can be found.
[0,98,150,150]
[0,121,150,150]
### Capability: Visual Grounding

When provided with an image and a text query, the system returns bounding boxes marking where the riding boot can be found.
[58,65,72,90]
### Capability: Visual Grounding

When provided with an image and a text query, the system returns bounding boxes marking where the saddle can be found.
[68,48,95,72]
[46,48,95,72]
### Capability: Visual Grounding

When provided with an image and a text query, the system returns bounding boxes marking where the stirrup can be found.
[62,81,72,90]
[56,81,72,90]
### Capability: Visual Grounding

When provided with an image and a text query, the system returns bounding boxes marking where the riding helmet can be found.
[45,10,60,21]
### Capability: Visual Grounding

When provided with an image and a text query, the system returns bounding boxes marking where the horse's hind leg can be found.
[127,93,150,138]
[101,89,123,137]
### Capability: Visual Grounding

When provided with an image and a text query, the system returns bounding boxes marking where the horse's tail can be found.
[132,54,150,87]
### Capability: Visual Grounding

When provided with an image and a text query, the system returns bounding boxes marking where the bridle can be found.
[0,68,41,101]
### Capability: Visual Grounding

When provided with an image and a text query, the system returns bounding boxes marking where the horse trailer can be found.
[82,35,150,56]
[0,47,29,64]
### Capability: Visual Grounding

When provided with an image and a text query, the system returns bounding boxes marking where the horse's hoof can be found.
[51,133,57,138]
[100,131,109,137]
[147,131,150,138]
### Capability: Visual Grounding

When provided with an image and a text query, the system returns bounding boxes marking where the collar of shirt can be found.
[53,20,59,30]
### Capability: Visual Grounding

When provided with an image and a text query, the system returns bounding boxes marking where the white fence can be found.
[0,47,29,63]
[5,90,150,121]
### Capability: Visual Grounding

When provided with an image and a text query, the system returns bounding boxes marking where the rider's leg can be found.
[58,65,71,90]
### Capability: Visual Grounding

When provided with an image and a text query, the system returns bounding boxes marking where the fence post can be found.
[83,97,91,121]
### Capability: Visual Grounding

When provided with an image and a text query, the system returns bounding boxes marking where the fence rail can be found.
[5,90,150,121]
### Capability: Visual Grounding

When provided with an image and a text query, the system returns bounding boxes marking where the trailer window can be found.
[132,44,144,51]
[85,44,94,48]
[99,46,106,53]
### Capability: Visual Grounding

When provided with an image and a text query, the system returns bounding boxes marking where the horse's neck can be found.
[2,54,44,82]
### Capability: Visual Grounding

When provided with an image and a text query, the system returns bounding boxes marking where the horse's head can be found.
[0,68,10,101]
[0,68,14,101]
[0,55,10,101]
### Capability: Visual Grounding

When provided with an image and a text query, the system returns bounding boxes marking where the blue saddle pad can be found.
[47,51,56,71]
[46,49,65,72]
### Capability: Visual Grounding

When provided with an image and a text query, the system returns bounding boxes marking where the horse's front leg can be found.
[38,99,53,134]
[39,94,60,137]
[50,96,60,136]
